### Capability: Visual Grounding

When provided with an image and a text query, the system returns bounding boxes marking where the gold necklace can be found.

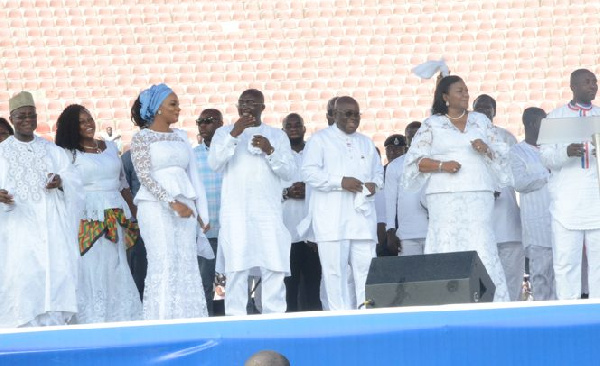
[445,109,467,120]
[82,140,101,153]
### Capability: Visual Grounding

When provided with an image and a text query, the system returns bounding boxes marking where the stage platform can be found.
[1,300,599,365]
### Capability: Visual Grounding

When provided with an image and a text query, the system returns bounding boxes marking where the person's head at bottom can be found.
[245,350,290,366]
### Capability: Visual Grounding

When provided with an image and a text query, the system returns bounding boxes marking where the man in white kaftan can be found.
[301,97,384,311]
[0,92,82,328]
[208,89,295,315]
[510,107,556,300]
[540,69,600,299]
[475,95,525,301]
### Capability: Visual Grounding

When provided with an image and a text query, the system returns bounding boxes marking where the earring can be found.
[157,110,162,115]
[445,101,449,107]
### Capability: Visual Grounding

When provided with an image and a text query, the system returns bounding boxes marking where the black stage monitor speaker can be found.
[365,251,495,308]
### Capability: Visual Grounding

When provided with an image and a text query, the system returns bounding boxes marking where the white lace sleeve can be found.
[483,121,511,188]
[130,131,174,202]
[402,119,433,192]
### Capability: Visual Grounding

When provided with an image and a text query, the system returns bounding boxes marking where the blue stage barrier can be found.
[1,301,599,365]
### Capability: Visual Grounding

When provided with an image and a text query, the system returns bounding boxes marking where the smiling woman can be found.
[55,104,142,324]
[130,83,211,320]
[402,75,512,302]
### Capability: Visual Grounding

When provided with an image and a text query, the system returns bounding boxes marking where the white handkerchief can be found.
[354,185,375,215]
[411,58,450,79]
[247,135,263,155]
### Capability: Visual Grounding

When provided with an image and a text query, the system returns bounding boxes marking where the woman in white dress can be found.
[130,83,210,320]
[402,76,511,302]
[55,104,142,323]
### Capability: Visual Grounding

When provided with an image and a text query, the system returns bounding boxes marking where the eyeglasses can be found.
[11,113,37,121]
[336,110,361,119]
[237,100,264,108]
[196,116,218,125]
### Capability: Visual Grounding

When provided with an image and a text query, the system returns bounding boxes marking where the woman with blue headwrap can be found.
[130,84,211,319]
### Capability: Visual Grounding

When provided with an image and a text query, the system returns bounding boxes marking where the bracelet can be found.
[438,160,443,172]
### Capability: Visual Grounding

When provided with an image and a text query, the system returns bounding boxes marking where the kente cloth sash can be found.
[78,208,139,255]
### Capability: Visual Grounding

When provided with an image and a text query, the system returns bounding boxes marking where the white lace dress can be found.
[70,141,142,324]
[131,128,209,320]
[403,112,511,302]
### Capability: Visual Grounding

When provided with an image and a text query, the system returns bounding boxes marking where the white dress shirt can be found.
[385,155,428,240]
[540,103,600,230]
[510,142,552,248]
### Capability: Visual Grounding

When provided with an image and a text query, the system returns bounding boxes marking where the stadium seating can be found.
[0,0,598,151]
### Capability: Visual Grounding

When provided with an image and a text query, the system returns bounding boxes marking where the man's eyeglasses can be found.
[237,100,264,108]
[336,110,361,119]
[11,113,37,121]
[196,117,218,125]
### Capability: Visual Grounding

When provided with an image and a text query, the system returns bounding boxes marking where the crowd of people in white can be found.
[0,68,597,328]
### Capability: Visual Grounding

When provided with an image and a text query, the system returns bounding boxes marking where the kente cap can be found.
[9,91,35,113]
[384,134,407,147]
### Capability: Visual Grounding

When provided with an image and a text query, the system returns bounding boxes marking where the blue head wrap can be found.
[139,83,173,125]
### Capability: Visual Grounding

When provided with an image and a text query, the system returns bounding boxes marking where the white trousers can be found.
[526,246,556,300]
[497,241,526,301]
[399,238,425,256]
[318,240,376,311]
[225,268,286,316]
[552,219,600,299]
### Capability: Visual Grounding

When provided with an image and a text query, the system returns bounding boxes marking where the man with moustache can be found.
[194,108,225,316]
[301,96,384,311]
[208,89,295,315]
[540,68,600,300]
[0,91,82,327]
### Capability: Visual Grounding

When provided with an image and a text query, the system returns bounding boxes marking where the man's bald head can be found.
[245,350,290,366]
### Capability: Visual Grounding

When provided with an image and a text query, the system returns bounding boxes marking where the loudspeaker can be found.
[365,251,495,308]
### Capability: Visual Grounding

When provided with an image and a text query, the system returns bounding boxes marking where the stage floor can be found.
[1,300,599,365]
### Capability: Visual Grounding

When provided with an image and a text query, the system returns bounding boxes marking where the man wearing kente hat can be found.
[0,91,83,328]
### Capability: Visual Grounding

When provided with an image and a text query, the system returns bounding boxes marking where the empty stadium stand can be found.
[1,0,599,153]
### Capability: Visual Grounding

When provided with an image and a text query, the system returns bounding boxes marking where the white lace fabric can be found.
[130,129,182,203]
[3,137,49,202]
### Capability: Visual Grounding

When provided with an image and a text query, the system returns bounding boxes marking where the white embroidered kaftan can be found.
[69,141,142,324]
[301,126,384,242]
[131,128,210,320]
[403,112,510,302]
[0,136,82,327]
[208,123,295,275]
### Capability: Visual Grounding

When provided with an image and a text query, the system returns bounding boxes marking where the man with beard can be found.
[301,96,383,310]
[540,69,600,300]
[208,89,295,315]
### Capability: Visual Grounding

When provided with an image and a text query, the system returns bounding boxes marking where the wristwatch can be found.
[282,188,289,200]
